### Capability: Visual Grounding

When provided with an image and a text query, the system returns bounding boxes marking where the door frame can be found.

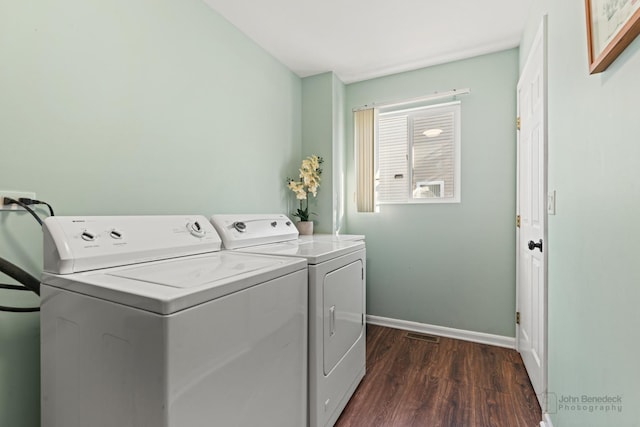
[515,15,548,413]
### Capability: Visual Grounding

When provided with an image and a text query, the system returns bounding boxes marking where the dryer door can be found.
[323,259,364,374]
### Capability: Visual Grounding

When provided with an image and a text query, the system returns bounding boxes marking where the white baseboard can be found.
[540,413,553,427]
[366,315,516,349]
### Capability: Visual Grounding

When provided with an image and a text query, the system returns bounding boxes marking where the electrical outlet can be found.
[0,190,37,212]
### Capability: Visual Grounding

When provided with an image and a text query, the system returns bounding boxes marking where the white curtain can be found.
[354,108,375,212]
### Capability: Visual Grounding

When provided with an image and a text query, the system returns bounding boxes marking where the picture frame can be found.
[585,0,640,74]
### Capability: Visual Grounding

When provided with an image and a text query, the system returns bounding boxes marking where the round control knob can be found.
[187,221,206,238]
[271,221,277,228]
[285,221,292,226]
[233,221,247,233]
[109,230,123,239]
[81,230,96,241]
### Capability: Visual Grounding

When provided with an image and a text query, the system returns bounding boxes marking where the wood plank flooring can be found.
[335,324,541,427]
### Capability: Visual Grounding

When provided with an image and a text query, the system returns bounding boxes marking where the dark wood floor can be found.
[335,324,541,427]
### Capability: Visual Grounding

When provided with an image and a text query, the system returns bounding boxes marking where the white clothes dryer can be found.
[210,214,366,427]
[40,215,308,427]
[297,234,365,243]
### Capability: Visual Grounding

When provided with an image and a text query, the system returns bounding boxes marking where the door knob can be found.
[528,239,543,252]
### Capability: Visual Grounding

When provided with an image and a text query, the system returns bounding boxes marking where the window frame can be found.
[375,100,462,205]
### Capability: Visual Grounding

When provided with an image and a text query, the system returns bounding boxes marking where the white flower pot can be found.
[296,221,313,235]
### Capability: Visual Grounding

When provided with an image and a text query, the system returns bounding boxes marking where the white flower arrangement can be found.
[287,155,323,221]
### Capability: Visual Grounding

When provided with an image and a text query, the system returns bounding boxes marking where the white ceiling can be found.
[203,0,532,84]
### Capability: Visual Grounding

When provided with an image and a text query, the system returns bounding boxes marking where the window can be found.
[375,101,461,205]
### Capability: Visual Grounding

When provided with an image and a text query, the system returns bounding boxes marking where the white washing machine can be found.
[40,215,308,427]
[210,214,366,427]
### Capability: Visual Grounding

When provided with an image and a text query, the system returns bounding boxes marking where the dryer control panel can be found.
[43,215,222,274]
[210,214,298,249]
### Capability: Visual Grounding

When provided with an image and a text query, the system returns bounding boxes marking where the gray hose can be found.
[0,256,40,295]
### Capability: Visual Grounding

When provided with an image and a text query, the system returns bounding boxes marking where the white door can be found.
[516,17,547,410]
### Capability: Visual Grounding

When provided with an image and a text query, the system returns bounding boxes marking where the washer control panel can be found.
[43,215,222,274]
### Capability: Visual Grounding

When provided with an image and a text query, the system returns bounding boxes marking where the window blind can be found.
[377,102,460,203]
[354,109,375,212]
[377,115,408,203]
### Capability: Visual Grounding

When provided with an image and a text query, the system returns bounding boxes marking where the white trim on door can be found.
[540,413,554,427]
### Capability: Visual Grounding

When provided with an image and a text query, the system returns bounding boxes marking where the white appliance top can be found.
[210,214,366,263]
[41,251,306,314]
[41,215,307,313]
[297,234,365,243]
[210,214,299,249]
[234,239,364,265]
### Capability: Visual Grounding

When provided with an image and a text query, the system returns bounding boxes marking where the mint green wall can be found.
[345,49,519,337]
[522,3,640,426]
[300,72,346,233]
[301,73,333,232]
[0,0,301,425]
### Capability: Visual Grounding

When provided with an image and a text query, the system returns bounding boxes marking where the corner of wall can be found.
[332,74,347,233]
[301,72,337,233]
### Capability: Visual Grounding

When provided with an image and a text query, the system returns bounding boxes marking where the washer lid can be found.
[109,253,282,288]
[41,252,307,314]
[236,239,364,264]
